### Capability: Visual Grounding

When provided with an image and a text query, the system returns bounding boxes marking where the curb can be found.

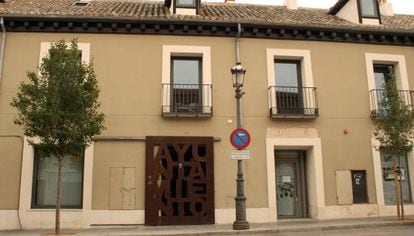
[110,220,414,236]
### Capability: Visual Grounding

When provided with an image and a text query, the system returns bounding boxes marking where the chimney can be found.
[284,0,297,10]
[379,0,394,16]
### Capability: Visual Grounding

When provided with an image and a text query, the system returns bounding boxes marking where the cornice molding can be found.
[4,17,414,46]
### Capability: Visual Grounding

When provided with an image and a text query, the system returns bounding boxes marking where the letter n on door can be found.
[109,167,136,209]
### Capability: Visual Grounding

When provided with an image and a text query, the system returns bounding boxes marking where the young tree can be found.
[374,67,414,220]
[11,39,105,234]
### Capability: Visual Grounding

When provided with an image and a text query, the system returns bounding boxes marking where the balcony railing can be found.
[369,89,413,118]
[162,83,212,117]
[268,86,318,118]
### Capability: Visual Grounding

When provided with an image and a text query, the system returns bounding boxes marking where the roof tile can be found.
[0,0,413,33]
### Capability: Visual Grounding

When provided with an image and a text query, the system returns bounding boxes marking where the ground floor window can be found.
[32,148,84,208]
[381,153,412,204]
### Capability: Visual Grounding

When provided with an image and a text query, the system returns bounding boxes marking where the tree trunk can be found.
[55,155,63,234]
[393,158,401,220]
[398,156,405,220]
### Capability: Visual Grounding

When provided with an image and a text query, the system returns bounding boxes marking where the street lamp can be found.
[231,63,246,88]
[231,62,250,230]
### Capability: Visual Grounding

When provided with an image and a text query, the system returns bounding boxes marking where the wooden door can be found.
[145,136,214,225]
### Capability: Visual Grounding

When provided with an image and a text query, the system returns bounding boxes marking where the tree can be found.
[11,39,105,234]
[374,66,414,220]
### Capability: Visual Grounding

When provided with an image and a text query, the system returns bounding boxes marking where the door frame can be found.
[265,137,325,221]
[275,150,307,218]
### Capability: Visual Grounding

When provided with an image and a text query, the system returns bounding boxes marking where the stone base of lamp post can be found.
[233,220,250,230]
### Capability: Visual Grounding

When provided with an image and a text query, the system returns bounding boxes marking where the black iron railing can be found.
[369,89,413,118]
[162,83,212,117]
[268,86,318,118]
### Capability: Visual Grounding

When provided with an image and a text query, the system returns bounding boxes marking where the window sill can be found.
[162,112,212,118]
[28,209,83,212]
[270,109,319,119]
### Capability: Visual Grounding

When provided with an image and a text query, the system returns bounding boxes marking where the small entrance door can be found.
[145,136,215,225]
[275,150,307,218]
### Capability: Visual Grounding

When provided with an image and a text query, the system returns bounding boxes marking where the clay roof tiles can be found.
[0,0,413,33]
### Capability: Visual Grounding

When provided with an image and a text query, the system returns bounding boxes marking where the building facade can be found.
[0,0,414,230]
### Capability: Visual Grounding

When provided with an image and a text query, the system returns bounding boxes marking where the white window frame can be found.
[39,42,91,67]
[266,49,315,113]
[162,45,212,114]
[364,53,411,112]
[19,137,94,227]
[371,139,414,214]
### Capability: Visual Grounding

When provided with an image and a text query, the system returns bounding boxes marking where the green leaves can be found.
[374,67,414,158]
[11,39,105,157]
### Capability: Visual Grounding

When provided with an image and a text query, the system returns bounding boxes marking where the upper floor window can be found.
[365,53,413,118]
[40,42,90,66]
[266,49,318,119]
[176,0,196,7]
[359,0,379,18]
[371,64,413,117]
[374,64,392,90]
[170,0,200,15]
[275,60,301,88]
[274,60,304,115]
[170,57,202,114]
[162,45,212,117]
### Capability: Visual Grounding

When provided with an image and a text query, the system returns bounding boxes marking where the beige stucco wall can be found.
[0,136,23,209]
[92,141,146,210]
[1,32,414,212]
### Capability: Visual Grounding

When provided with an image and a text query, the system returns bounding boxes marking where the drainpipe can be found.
[0,17,6,87]
[236,23,241,64]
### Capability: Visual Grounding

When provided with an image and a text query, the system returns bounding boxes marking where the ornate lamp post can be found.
[231,62,250,230]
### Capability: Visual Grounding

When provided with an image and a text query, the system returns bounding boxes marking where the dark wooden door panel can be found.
[145,136,214,225]
[351,170,368,204]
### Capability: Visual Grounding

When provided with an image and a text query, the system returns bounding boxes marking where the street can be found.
[249,225,414,236]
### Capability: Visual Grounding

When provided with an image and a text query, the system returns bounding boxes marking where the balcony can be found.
[268,86,318,119]
[369,89,414,118]
[162,83,212,117]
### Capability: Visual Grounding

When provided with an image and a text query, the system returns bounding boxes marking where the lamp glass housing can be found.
[231,63,246,87]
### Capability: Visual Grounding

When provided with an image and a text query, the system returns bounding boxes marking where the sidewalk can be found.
[1,216,414,236]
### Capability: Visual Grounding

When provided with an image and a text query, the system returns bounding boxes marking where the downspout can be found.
[235,23,244,127]
[0,17,6,87]
[236,23,241,64]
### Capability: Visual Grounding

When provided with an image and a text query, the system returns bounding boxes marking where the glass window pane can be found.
[374,66,387,90]
[33,151,83,208]
[274,60,303,114]
[275,61,300,87]
[172,58,200,85]
[381,153,412,204]
[176,0,196,7]
[360,0,378,17]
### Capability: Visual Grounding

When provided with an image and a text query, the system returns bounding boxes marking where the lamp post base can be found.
[233,221,250,230]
